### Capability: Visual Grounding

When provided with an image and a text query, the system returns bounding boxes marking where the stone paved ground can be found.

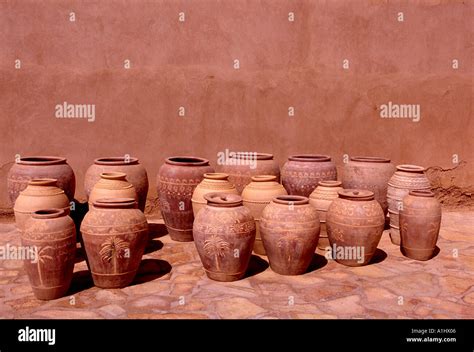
[0,210,473,319]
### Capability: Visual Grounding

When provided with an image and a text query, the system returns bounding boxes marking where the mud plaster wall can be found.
[0,0,472,212]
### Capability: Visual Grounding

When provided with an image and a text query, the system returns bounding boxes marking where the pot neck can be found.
[272,195,309,206]
[350,156,391,163]
[204,193,243,208]
[94,157,139,166]
[165,156,210,166]
[92,198,137,209]
[32,208,66,219]
[338,189,374,201]
[18,156,66,166]
[288,154,331,162]
[100,172,128,181]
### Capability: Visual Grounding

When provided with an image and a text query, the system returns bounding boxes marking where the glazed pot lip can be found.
[229,152,274,160]
[350,156,391,163]
[94,157,139,165]
[28,178,58,187]
[100,172,127,180]
[92,198,137,209]
[409,190,435,198]
[288,154,331,162]
[204,173,229,180]
[32,208,66,219]
[273,195,309,205]
[166,156,210,166]
[396,164,425,173]
[251,175,277,182]
[338,189,375,201]
[17,156,67,165]
[318,180,342,187]
[204,192,243,207]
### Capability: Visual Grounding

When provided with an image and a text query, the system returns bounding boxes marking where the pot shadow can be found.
[67,270,94,295]
[431,246,441,258]
[368,248,388,265]
[306,253,328,273]
[144,239,164,255]
[70,199,89,242]
[74,245,87,264]
[131,259,172,285]
[148,223,168,239]
[244,255,269,278]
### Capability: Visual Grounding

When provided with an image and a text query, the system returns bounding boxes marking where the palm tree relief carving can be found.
[100,237,130,274]
[203,235,230,271]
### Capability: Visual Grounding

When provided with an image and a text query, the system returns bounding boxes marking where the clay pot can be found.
[260,195,320,275]
[242,175,288,255]
[309,180,343,250]
[7,156,75,204]
[80,198,148,288]
[84,157,149,211]
[341,156,395,215]
[387,165,431,245]
[219,152,280,194]
[157,156,214,242]
[400,190,441,261]
[88,172,137,208]
[22,209,76,300]
[14,178,70,232]
[193,193,256,282]
[191,173,238,216]
[281,154,337,197]
[326,190,385,266]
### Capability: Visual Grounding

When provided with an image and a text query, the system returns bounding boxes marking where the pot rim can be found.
[204,192,243,207]
[338,189,375,201]
[32,208,66,219]
[288,154,331,162]
[251,175,277,182]
[165,156,210,166]
[229,152,274,160]
[409,190,435,198]
[100,172,127,180]
[272,195,309,205]
[350,156,391,163]
[92,198,137,208]
[318,180,342,187]
[17,156,67,165]
[204,173,229,180]
[396,164,426,173]
[28,178,58,186]
[94,157,139,165]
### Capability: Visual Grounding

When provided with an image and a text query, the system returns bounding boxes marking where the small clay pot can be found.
[242,175,288,255]
[193,193,256,282]
[400,190,441,261]
[22,209,76,300]
[88,172,137,208]
[260,195,320,275]
[281,154,337,197]
[191,173,238,216]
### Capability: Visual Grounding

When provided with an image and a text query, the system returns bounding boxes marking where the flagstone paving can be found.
[0,210,473,319]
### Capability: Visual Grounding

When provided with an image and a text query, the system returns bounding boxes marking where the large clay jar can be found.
[341,156,395,215]
[219,152,280,194]
[400,190,441,261]
[84,157,149,211]
[387,165,431,245]
[193,193,256,282]
[309,180,343,250]
[281,154,337,197]
[157,156,214,242]
[191,173,238,216]
[14,178,70,231]
[80,198,148,288]
[22,209,76,300]
[326,190,385,267]
[88,172,137,208]
[242,175,288,255]
[7,156,75,204]
[260,195,320,275]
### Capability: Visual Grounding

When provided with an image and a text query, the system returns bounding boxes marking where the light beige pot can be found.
[88,172,138,208]
[191,173,238,216]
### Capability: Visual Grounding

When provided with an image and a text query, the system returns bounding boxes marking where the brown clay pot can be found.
[281,154,337,197]
[22,209,76,300]
[326,190,385,266]
[88,172,137,208]
[7,156,76,204]
[400,190,441,261]
[260,195,320,275]
[191,173,238,216]
[309,180,343,250]
[157,156,214,242]
[14,178,70,232]
[219,152,280,194]
[341,156,395,215]
[80,198,148,288]
[193,193,256,282]
[242,175,288,255]
[84,157,149,211]
[387,165,431,245]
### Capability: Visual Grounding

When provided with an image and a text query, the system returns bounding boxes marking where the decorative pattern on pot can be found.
[260,195,320,275]
[326,190,385,267]
[400,190,442,261]
[193,193,256,282]
[80,198,148,288]
[84,156,149,211]
[281,154,337,197]
[7,156,76,204]
[387,165,431,245]
[22,209,76,300]
[191,173,238,216]
[157,156,214,242]
[88,172,137,208]
[242,175,288,255]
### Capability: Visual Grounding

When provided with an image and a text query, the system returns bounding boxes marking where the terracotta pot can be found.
[14,178,70,231]
[157,156,214,242]
[80,198,148,288]
[242,175,288,255]
[88,172,137,208]
[341,156,395,215]
[326,190,385,266]
[192,173,238,216]
[281,154,337,197]
[260,195,320,275]
[84,157,149,211]
[219,152,280,194]
[22,209,76,300]
[7,156,75,204]
[193,193,256,281]
[309,180,343,250]
[400,190,441,261]
[387,165,431,245]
